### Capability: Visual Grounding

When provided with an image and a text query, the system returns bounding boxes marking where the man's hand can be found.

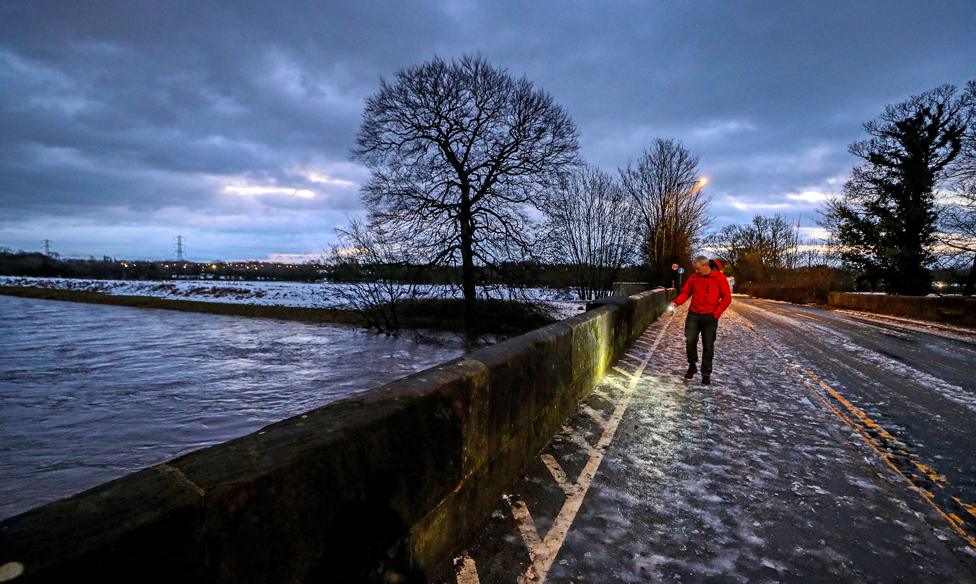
[667,302,677,314]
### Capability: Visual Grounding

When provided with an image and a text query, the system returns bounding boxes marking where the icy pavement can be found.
[435,302,976,583]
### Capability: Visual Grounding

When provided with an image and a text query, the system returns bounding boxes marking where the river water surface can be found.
[0,295,466,519]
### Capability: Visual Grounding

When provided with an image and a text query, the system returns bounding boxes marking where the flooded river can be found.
[0,295,466,519]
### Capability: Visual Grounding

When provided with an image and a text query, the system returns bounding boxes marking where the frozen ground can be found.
[0,295,467,520]
[0,276,587,319]
[438,299,976,583]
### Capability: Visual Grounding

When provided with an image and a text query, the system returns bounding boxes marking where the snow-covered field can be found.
[0,276,588,319]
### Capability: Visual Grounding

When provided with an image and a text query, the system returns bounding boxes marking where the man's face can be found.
[693,260,711,276]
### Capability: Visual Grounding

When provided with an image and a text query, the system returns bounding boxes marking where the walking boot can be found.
[702,374,711,385]
[684,365,696,379]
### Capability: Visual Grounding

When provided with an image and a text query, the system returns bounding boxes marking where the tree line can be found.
[0,250,324,282]
[709,80,976,298]
[824,81,975,295]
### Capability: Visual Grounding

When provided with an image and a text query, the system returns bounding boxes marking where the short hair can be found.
[693,255,709,265]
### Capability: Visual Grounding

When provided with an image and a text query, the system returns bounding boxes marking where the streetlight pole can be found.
[670,177,707,289]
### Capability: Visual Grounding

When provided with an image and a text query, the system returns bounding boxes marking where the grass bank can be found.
[0,286,557,336]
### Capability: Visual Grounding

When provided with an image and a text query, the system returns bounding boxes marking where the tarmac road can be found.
[434,297,976,583]
[733,296,976,523]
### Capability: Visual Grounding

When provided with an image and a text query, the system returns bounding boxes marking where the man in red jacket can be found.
[668,256,732,385]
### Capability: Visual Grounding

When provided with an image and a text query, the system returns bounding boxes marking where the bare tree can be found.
[351,54,579,324]
[708,215,804,283]
[327,217,428,334]
[708,224,745,273]
[541,165,639,300]
[939,178,976,295]
[824,82,975,294]
[620,139,710,285]
[934,80,976,294]
[796,241,831,268]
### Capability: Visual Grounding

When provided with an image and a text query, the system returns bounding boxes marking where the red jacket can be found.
[673,260,732,318]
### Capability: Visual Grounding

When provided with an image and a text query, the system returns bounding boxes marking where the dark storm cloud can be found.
[1,0,974,258]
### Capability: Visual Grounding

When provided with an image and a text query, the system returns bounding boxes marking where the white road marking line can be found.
[454,554,481,584]
[611,365,637,379]
[591,388,613,404]
[605,377,630,394]
[505,314,674,584]
[581,404,609,429]
[561,425,596,455]
[540,453,576,496]
[506,494,544,554]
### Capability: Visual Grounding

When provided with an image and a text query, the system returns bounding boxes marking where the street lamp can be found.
[677,177,707,190]
[669,177,708,289]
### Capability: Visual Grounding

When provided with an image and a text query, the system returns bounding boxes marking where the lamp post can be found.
[669,177,708,288]
[673,177,708,192]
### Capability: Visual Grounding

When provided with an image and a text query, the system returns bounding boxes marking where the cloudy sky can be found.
[1,1,974,261]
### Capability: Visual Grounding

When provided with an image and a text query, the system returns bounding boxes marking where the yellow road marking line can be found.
[953,496,976,521]
[605,377,630,394]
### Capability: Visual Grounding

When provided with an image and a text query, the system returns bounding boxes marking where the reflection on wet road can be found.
[0,295,464,520]
[440,300,976,583]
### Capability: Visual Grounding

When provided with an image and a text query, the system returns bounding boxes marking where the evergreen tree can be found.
[824,83,974,294]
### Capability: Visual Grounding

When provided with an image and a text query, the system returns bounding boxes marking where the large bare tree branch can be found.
[352,55,579,314]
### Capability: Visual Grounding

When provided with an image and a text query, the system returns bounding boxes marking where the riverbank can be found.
[0,285,561,337]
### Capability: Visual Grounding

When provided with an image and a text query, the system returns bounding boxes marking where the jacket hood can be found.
[708,258,724,274]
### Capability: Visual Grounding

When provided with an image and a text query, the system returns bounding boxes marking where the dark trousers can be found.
[685,311,718,375]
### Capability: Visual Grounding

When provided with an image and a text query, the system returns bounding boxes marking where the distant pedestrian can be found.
[668,257,732,385]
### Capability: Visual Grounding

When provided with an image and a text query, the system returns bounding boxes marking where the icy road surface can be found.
[0,295,466,520]
[439,298,976,583]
